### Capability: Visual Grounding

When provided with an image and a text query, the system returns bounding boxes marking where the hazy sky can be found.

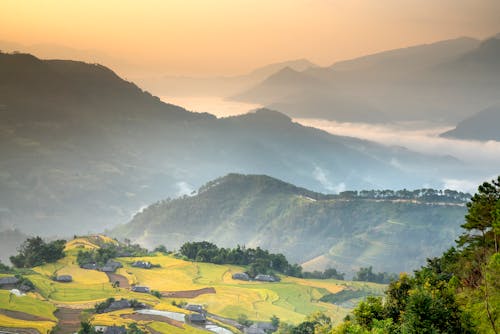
[2,0,500,75]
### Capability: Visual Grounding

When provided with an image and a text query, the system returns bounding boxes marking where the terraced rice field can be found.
[0,236,385,333]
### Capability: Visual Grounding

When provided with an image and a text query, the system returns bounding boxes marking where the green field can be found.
[0,236,385,333]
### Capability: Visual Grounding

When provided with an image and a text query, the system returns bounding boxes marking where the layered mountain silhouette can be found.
[136,58,319,97]
[0,52,465,237]
[232,36,500,123]
[441,106,500,141]
[111,173,469,274]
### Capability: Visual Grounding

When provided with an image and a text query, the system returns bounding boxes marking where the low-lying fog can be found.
[161,95,499,193]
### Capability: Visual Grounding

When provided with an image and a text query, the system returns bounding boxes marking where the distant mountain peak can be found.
[441,105,500,141]
[233,108,292,123]
[459,37,500,64]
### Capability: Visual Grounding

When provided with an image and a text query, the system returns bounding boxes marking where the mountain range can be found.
[1,51,474,240]
[232,36,500,124]
[111,173,469,275]
[441,106,500,141]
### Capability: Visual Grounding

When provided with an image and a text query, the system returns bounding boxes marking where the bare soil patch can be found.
[122,313,184,328]
[53,307,82,334]
[0,326,40,334]
[0,309,52,322]
[161,287,216,298]
[106,272,130,289]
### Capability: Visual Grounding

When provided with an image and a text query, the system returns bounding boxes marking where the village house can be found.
[254,274,280,282]
[0,276,20,288]
[95,326,127,334]
[80,263,98,270]
[131,261,152,269]
[185,304,205,314]
[185,313,207,324]
[54,275,73,283]
[104,299,131,313]
[232,272,250,281]
[100,260,123,273]
[131,285,150,293]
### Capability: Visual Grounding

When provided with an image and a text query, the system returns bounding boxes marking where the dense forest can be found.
[276,176,500,333]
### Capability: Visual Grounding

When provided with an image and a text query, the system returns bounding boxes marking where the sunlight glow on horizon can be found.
[1,0,500,76]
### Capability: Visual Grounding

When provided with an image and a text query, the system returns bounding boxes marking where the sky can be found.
[2,0,500,76]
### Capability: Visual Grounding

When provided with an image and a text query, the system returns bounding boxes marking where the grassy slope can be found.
[0,236,385,332]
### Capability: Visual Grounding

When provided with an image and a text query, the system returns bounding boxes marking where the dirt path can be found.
[122,313,184,328]
[106,272,130,289]
[0,327,40,334]
[0,309,52,322]
[53,307,82,334]
[161,287,216,298]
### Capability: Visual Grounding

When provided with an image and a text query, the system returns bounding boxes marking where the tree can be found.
[353,296,384,330]
[10,237,65,268]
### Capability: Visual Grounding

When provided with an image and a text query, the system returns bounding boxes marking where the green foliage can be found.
[352,266,397,284]
[0,260,13,273]
[127,323,144,334]
[76,240,149,267]
[179,241,299,277]
[320,289,375,305]
[94,297,115,314]
[352,297,384,330]
[270,315,280,329]
[292,176,500,333]
[115,174,469,275]
[151,290,162,298]
[153,245,169,253]
[237,313,254,327]
[78,321,97,334]
[302,268,345,280]
[9,237,65,268]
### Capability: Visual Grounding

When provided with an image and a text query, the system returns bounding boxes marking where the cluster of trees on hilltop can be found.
[353,266,398,284]
[275,176,500,333]
[9,237,66,268]
[77,240,149,267]
[179,241,303,277]
[302,268,345,280]
[335,189,471,203]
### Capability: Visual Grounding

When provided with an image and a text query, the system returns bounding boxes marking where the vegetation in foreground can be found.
[277,176,500,333]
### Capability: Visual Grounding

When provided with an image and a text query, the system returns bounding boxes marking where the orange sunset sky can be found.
[1,0,500,76]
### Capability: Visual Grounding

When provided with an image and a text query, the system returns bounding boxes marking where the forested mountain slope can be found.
[112,174,469,275]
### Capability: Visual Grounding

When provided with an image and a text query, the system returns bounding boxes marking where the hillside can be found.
[0,52,465,238]
[111,174,469,275]
[231,36,500,123]
[0,235,384,334]
[441,106,500,141]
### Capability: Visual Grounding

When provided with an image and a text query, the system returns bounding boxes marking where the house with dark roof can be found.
[104,326,126,334]
[254,274,280,282]
[100,260,123,273]
[185,313,206,324]
[232,272,250,281]
[185,304,204,314]
[81,263,98,270]
[131,285,150,293]
[0,276,20,286]
[103,299,132,313]
[54,275,73,282]
[131,261,152,269]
